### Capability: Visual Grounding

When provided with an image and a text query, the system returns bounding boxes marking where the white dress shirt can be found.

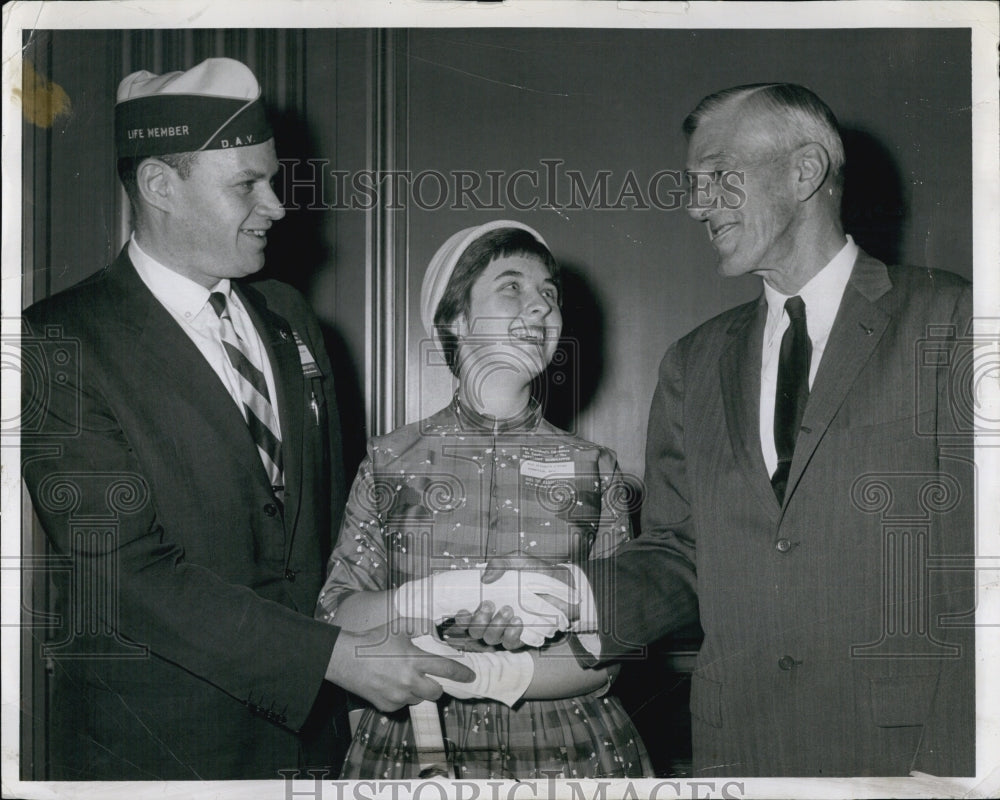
[759,236,858,475]
[129,235,282,430]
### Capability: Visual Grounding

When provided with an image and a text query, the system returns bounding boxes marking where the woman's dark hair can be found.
[434,228,559,376]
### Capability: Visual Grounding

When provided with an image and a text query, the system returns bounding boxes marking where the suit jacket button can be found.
[284,568,297,582]
[264,503,279,517]
[775,538,792,553]
[778,655,800,671]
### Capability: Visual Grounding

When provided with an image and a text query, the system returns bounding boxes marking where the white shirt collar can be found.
[763,235,858,335]
[129,235,231,320]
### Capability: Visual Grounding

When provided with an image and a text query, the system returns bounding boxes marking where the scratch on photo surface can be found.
[610,223,644,247]
[94,672,206,779]
[5,6,42,66]
[408,53,573,98]
[25,629,162,779]
[700,762,743,772]
[624,674,688,718]
[419,34,539,56]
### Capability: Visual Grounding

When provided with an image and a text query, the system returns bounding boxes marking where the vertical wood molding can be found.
[367,30,409,436]
[21,32,51,307]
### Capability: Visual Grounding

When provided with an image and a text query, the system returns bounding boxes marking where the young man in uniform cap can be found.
[21,57,472,780]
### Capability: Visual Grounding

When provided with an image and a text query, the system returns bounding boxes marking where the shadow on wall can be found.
[264,107,332,290]
[537,262,606,435]
[259,106,368,477]
[840,127,906,267]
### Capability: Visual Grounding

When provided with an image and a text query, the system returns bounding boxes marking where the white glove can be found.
[411,634,534,707]
[393,568,577,647]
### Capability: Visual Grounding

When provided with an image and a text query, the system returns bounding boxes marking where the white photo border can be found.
[3,2,998,799]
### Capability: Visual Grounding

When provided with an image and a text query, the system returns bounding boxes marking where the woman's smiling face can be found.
[453,253,562,384]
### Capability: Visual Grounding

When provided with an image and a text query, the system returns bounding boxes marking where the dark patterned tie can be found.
[209,292,284,494]
[771,296,811,504]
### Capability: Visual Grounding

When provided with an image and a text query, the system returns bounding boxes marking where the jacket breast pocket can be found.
[869,673,939,727]
[830,410,936,444]
[690,672,723,728]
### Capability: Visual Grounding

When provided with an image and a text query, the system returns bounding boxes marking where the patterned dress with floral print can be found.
[316,398,653,779]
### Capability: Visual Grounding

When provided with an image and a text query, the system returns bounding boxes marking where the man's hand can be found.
[393,567,577,646]
[466,555,581,649]
[451,601,526,652]
[325,622,475,712]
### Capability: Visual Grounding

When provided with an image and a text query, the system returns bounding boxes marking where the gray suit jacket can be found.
[587,252,975,776]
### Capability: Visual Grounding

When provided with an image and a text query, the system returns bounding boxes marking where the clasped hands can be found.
[400,556,584,706]
[395,555,581,650]
[328,556,581,713]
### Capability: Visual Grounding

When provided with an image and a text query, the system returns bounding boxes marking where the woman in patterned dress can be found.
[316,221,652,779]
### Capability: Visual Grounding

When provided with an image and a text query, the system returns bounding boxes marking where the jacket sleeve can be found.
[20,303,341,732]
[913,281,976,774]
[584,340,700,662]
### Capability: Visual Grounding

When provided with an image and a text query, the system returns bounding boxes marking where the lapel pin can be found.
[858,322,874,336]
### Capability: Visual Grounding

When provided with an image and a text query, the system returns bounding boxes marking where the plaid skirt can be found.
[340,692,653,780]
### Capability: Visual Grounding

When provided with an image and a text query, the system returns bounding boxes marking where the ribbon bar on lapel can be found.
[292,331,323,378]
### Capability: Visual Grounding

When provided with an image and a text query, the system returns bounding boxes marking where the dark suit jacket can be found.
[588,252,975,776]
[21,249,349,779]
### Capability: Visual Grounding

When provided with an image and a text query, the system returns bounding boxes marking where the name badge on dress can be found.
[520,459,575,481]
[519,445,576,491]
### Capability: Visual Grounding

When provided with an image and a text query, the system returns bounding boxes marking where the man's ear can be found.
[791,142,831,202]
[136,158,176,214]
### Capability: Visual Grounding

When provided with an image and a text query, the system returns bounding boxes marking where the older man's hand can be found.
[456,554,581,650]
[394,566,576,647]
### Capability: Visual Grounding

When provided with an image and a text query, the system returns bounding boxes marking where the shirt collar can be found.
[451,393,544,434]
[129,235,232,320]
[763,235,858,334]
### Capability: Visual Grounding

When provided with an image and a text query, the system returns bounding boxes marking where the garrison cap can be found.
[115,57,272,159]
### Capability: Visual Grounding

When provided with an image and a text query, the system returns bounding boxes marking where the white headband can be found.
[419,220,548,341]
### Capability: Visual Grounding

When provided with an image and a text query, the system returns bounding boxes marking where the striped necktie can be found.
[208,291,284,495]
[771,295,811,504]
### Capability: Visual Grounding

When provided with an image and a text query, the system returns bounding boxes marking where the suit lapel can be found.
[107,251,269,491]
[235,283,305,539]
[782,252,892,508]
[719,298,781,522]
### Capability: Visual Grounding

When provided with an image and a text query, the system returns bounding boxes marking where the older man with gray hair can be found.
[483,83,975,777]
